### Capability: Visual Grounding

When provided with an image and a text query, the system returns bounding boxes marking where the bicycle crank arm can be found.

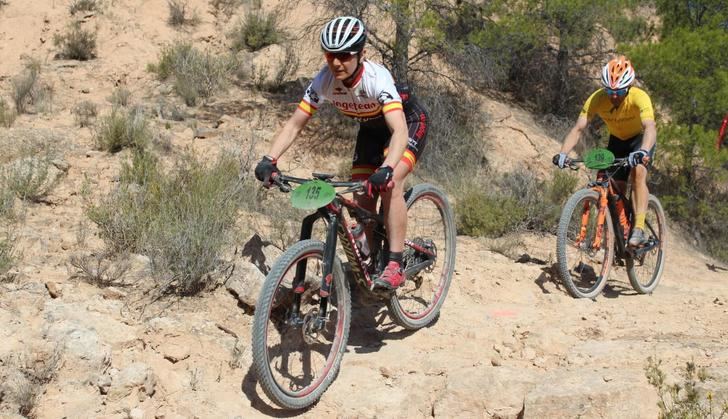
[404,260,434,277]
[628,240,660,257]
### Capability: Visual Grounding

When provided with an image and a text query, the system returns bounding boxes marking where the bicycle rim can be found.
[252,240,351,409]
[627,195,666,294]
[557,189,614,299]
[387,184,456,329]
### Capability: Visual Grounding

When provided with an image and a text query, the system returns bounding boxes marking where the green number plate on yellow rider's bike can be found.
[583,148,615,170]
[290,180,336,210]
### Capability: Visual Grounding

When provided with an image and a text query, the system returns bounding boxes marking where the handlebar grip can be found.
[269,173,291,192]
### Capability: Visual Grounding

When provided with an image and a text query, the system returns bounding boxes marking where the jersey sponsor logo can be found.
[306,86,320,104]
[333,87,347,95]
[378,91,394,103]
[332,100,380,112]
[356,88,368,98]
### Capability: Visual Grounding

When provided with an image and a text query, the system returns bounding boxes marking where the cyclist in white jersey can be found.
[255,16,429,290]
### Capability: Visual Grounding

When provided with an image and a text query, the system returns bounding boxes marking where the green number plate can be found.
[290,180,336,210]
[583,148,615,169]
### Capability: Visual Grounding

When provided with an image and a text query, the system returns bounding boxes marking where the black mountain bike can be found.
[251,172,456,409]
[556,148,667,299]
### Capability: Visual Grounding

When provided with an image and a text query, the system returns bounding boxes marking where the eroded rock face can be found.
[523,370,660,419]
[225,261,266,309]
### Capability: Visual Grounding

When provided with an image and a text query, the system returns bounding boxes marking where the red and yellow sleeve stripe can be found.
[382,101,403,114]
[297,100,317,116]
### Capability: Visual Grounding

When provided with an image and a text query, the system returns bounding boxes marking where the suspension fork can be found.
[291,211,325,321]
[317,212,339,321]
[591,186,609,250]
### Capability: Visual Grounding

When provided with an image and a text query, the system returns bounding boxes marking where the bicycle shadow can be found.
[344,284,424,354]
[241,366,314,417]
[535,263,637,298]
[534,263,565,294]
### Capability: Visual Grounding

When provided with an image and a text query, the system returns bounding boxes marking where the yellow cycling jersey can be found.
[579,86,655,140]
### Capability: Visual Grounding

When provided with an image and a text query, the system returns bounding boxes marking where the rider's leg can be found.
[631,164,649,230]
[380,162,410,254]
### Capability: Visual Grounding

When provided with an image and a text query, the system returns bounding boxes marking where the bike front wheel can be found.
[251,240,351,410]
[556,189,615,299]
[387,183,456,330]
[627,194,667,294]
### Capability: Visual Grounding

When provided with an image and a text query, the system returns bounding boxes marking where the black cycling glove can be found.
[367,165,394,196]
[254,155,279,186]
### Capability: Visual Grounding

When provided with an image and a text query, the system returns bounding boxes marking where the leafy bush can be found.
[11,60,41,114]
[88,151,254,294]
[456,188,525,238]
[0,179,15,278]
[628,27,728,129]
[53,22,97,60]
[108,87,131,107]
[167,0,198,27]
[645,357,728,418]
[415,82,487,186]
[251,45,300,92]
[455,168,578,238]
[72,100,97,127]
[69,0,99,14]
[148,42,236,106]
[2,156,61,202]
[95,106,150,152]
[0,98,16,127]
[649,123,728,262]
[229,11,281,52]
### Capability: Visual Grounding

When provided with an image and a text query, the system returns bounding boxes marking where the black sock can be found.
[388,251,403,265]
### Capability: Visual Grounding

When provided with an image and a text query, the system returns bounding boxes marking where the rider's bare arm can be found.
[641,119,656,151]
[381,109,408,168]
[267,108,312,159]
[561,116,588,154]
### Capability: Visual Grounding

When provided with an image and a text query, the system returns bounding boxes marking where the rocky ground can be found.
[1,1,727,418]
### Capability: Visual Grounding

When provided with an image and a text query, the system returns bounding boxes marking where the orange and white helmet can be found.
[601,56,635,90]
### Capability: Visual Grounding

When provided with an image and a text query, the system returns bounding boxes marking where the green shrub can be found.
[11,61,41,114]
[72,100,97,127]
[456,188,525,238]
[108,87,131,107]
[88,151,251,294]
[646,357,728,418]
[229,11,281,52]
[167,0,198,27]
[53,22,97,60]
[69,0,99,14]
[0,179,15,278]
[0,98,16,127]
[416,82,487,186]
[148,42,236,106]
[2,156,61,202]
[95,107,150,152]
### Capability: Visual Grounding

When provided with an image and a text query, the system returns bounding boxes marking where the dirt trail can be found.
[1,1,727,418]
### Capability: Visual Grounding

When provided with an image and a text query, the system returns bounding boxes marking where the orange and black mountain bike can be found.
[556,148,667,299]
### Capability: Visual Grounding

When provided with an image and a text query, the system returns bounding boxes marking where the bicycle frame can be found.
[576,164,660,261]
[282,174,436,328]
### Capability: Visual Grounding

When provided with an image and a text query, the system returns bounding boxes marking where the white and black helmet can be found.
[320,16,367,53]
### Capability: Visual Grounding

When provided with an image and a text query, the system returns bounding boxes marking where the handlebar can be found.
[566,156,629,170]
[269,173,366,194]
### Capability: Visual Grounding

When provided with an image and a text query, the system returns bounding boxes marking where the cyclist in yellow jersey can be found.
[553,56,657,247]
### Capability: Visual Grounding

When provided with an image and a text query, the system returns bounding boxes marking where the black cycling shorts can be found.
[607,134,656,182]
[351,98,428,180]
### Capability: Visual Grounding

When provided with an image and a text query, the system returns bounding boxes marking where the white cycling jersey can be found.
[297,60,404,124]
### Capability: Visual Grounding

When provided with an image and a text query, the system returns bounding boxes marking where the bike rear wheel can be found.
[251,240,351,409]
[627,194,666,294]
[386,184,456,330]
[557,189,615,299]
